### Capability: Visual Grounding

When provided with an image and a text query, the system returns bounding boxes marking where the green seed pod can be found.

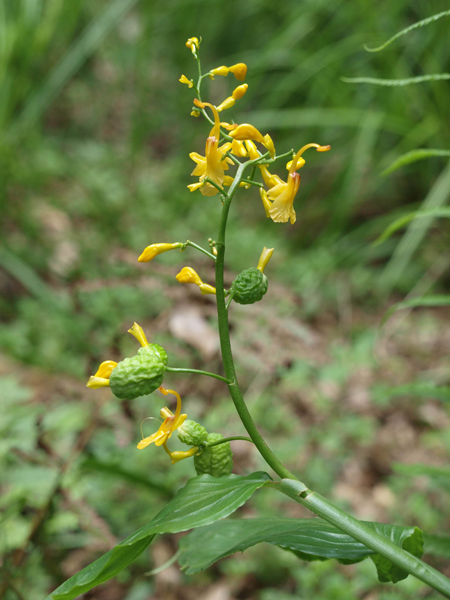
[177,420,208,446]
[230,267,268,305]
[194,433,233,477]
[109,344,168,400]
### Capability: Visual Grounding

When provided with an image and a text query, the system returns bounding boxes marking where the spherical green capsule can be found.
[230,267,268,305]
[194,433,233,477]
[109,344,168,400]
[177,420,208,446]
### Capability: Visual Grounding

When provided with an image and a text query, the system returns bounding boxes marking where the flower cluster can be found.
[86,38,331,469]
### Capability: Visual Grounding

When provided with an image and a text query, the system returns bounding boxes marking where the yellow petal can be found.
[259,188,272,218]
[176,267,203,285]
[199,283,217,295]
[94,360,118,378]
[229,124,265,145]
[257,247,274,273]
[128,322,149,347]
[231,139,247,157]
[138,243,182,263]
[210,65,229,77]
[168,446,199,464]
[179,74,193,88]
[188,182,204,192]
[268,172,300,224]
[216,97,235,112]
[228,63,247,81]
[86,376,110,389]
[232,83,248,100]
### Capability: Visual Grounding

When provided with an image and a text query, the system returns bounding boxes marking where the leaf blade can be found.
[45,472,270,600]
[178,517,423,583]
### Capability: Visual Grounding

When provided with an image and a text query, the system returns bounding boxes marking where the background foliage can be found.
[1,0,450,598]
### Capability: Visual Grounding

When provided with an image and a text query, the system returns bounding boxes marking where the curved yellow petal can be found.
[86,376,110,389]
[128,322,149,347]
[94,360,117,378]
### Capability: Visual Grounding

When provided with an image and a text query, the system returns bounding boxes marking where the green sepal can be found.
[194,433,233,477]
[109,344,168,400]
[230,267,268,305]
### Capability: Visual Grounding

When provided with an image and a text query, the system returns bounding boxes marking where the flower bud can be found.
[210,65,229,77]
[228,63,247,81]
[232,84,248,100]
[186,37,200,53]
[216,97,235,112]
[179,74,194,88]
[138,242,182,263]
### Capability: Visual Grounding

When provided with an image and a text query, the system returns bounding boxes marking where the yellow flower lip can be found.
[179,74,194,88]
[257,247,274,273]
[138,242,182,263]
[176,267,216,295]
[128,322,149,347]
[86,376,110,389]
[137,387,186,450]
[229,63,247,81]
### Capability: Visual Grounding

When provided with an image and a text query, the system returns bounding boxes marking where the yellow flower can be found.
[229,124,275,157]
[209,63,247,81]
[216,84,249,112]
[137,387,187,449]
[186,37,200,53]
[188,100,233,196]
[179,74,194,88]
[257,247,274,273]
[86,360,117,389]
[229,63,247,81]
[164,445,199,465]
[263,143,330,225]
[86,322,150,389]
[176,266,216,295]
[138,242,182,263]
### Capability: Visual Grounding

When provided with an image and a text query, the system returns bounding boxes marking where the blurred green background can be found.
[1,0,450,598]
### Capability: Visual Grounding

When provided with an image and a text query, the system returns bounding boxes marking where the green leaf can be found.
[374,208,450,245]
[381,295,450,326]
[382,149,450,176]
[178,518,423,583]
[364,10,450,52]
[341,74,450,87]
[45,472,270,600]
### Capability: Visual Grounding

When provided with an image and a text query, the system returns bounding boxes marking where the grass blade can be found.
[383,149,450,176]
[364,10,450,52]
[341,74,450,87]
[374,208,450,245]
[10,0,140,137]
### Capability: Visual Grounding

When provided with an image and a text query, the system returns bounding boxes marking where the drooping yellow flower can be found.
[164,444,200,465]
[216,84,249,112]
[179,74,194,88]
[137,387,187,449]
[176,266,216,295]
[138,242,182,263]
[86,360,118,389]
[229,124,275,157]
[188,100,233,196]
[209,63,247,81]
[86,322,150,389]
[263,143,330,225]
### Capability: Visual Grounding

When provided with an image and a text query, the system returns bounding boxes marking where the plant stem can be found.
[215,162,296,480]
[165,367,232,384]
[214,161,450,598]
[184,240,216,260]
[206,436,254,448]
[272,479,450,598]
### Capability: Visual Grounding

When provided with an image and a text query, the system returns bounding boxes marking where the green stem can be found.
[215,162,296,480]
[272,479,450,599]
[165,367,232,384]
[206,436,253,448]
[184,240,216,260]
[241,178,263,188]
[204,177,225,194]
[214,160,450,597]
